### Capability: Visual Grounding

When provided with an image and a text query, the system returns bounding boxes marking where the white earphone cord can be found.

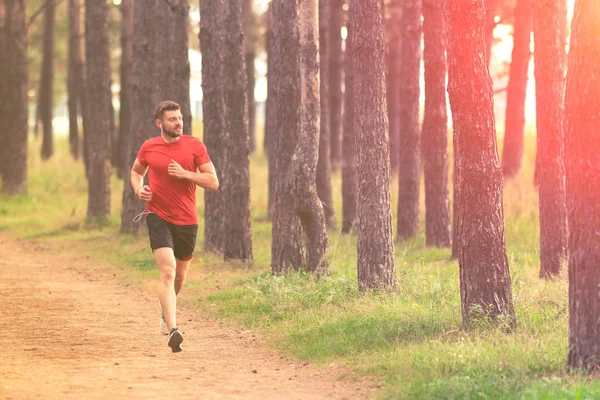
[133,210,154,223]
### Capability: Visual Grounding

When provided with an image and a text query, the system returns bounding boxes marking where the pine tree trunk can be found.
[68,0,82,160]
[564,0,600,373]
[117,0,133,179]
[271,0,328,275]
[532,0,567,279]
[160,0,192,135]
[350,0,396,290]
[534,0,568,188]
[502,0,532,178]
[444,0,515,326]
[341,22,357,234]
[120,0,161,234]
[328,0,344,171]
[243,0,256,153]
[422,0,451,248]
[397,0,422,241]
[200,0,226,251]
[317,0,335,228]
[222,0,253,261]
[0,0,28,195]
[265,5,277,218]
[386,0,401,176]
[40,0,56,160]
[85,0,112,220]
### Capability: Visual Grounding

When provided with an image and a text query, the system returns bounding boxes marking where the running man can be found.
[130,100,219,352]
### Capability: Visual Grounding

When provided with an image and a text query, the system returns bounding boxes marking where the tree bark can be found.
[350,0,396,290]
[85,0,112,220]
[243,0,256,153]
[120,0,161,234]
[397,0,422,241]
[116,0,133,179]
[0,0,28,195]
[222,0,253,261]
[265,4,277,218]
[40,0,55,160]
[328,0,344,171]
[67,0,82,160]
[386,0,401,176]
[341,22,356,234]
[200,0,226,251]
[317,0,335,228]
[534,0,568,188]
[444,0,515,326]
[501,0,532,178]
[564,0,600,373]
[422,0,451,248]
[532,0,567,279]
[271,0,328,275]
[79,0,91,180]
[160,0,192,135]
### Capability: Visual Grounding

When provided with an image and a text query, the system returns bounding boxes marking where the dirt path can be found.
[0,235,373,400]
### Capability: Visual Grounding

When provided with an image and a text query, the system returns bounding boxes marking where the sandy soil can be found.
[0,234,374,400]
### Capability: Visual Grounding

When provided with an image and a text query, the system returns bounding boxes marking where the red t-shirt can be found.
[137,135,211,225]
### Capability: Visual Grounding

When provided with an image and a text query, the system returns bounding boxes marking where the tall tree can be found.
[532,0,567,279]
[85,0,112,220]
[0,0,28,195]
[265,4,277,218]
[271,0,328,275]
[350,0,396,290]
[328,0,344,170]
[243,0,257,153]
[422,0,451,248]
[222,0,253,261]
[67,0,82,160]
[161,0,192,135]
[317,0,335,228]
[386,0,401,176]
[116,0,133,178]
[534,0,568,187]
[397,0,422,241]
[200,0,226,251]
[79,0,91,179]
[564,0,600,373]
[40,0,56,160]
[120,0,161,233]
[444,0,515,326]
[501,0,532,178]
[341,22,356,234]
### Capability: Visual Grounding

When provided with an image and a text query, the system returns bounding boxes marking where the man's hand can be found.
[168,159,188,179]
[137,185,153,203]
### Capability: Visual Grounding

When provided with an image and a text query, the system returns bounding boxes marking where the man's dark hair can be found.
[154,100,181,120]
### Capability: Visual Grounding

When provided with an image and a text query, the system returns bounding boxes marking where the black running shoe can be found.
[168,327,183,353]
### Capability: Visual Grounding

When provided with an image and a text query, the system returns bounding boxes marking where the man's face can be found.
[158,109,183,138]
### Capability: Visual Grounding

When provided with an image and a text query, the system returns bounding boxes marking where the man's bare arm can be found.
[131,159,152,202]
[168,159,219,191]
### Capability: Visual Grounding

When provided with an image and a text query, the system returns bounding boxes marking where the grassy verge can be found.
[2,132,599,399]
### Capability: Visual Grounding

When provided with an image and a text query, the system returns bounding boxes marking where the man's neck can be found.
[160,133,180,144]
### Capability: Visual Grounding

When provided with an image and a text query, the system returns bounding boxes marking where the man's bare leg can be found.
[175,258,192,296]
[154,247,177,331]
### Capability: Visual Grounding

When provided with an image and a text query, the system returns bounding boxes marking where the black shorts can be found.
[146,213,198,261]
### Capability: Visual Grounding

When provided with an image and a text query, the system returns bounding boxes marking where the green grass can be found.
[1,129,596,399]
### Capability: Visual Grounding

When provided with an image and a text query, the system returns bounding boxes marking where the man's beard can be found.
[163,126,182,138]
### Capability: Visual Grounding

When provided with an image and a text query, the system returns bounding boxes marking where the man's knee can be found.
[159,265,176,282]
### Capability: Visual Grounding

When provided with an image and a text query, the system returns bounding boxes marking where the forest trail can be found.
[0,234,372,400]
